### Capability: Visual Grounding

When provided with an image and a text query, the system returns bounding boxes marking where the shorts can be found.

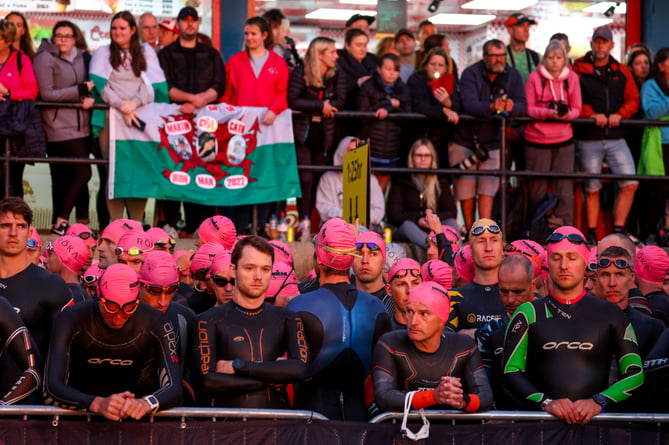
[578,139,638,193]
[447,143,500,200]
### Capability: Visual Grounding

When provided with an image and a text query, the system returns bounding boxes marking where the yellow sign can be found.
[343,143,370,227]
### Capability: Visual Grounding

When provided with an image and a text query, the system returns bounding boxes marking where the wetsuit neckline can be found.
[551,290,586,305]
[232,300,264,316]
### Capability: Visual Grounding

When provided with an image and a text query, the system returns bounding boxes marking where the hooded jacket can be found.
[33,38,91,142]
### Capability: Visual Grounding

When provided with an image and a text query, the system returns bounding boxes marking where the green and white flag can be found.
[108,103,301,206]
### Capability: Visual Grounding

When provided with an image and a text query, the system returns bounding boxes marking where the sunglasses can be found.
[154,238,176,247]
[355,242,382,251]
[545,233,588,245]
[81,274,99,285]
[143,283,179,296]
[99,296,140,315]
[192,267,211,281]
[78,231,98,241]
[471,224,501,237]
[115,246,144,256]
[212,276,235,287]
[426,236,437,245]
[26,239,39,249]
[596,258,633,271]
[390,268,421,282]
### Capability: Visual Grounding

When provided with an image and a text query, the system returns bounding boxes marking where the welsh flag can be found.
[107,103,301,205]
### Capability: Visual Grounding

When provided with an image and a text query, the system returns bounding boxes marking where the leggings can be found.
[47,137,92,223]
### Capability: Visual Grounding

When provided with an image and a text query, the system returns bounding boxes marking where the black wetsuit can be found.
[646,290,669,327]
[628,287,652,316]
[287,282,391,421]
[67,283,89,303]
[0,264,72,359]
[176,287,215,314]
[44,300,182,411]
[0,296,42,405]
[447,283,505,331]
[639,330,669,412]
[196,301,309,409]
[435,232,455,267]
[503,292,644,409]
[624,305,663,359]
[372,329,492,413]
[164,302,198,405]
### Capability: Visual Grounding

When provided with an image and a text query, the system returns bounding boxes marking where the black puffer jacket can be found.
[288,64,346,155]
[386,174,457,227]
[336,49,378,111]
[356,72,411,160]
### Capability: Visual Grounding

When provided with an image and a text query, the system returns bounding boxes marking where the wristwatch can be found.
[232,359,245,373]
[143,395,159,414]
[540,398,553,411]
[591,393,608,412]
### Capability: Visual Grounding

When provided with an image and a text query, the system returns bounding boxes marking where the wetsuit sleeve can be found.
[598,312,644,405]
[196,318,268,396]
[233,313,310,383]
[149,317,183,410]
[372,338,411,412]
[475,322,495,381]
[373,311,392,345]
[461,341,493,412]
[445,290,464,332]
[502,302,547,407]
[435,233,454,266]
[44,310,95,410]
[0,297,42,405]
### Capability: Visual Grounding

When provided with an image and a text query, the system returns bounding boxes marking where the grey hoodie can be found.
[33,38,91,142]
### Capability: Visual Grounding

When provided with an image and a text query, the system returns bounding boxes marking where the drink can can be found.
[287,227,295,243]
[383,227,392,244]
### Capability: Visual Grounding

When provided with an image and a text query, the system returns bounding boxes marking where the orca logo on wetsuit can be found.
[542,341,594,350]
[198,320,210,374]
[87,358,134,366]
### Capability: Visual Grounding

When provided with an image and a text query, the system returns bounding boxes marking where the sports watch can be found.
[143,395,159,414]
[591,393,608,412]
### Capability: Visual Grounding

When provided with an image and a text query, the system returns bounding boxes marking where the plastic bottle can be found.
[300,216,311,242]
[278,212,288,242]
[269,214,279,240]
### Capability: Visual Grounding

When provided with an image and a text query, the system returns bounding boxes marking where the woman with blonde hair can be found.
[386,138,457,248]
[288,36,346,220]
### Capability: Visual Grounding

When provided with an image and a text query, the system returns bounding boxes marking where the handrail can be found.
[369,409,669,423]
[0,405,329,421]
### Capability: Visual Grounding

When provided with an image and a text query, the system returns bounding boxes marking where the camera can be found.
[458,144,490,170]
[549,100,569,117]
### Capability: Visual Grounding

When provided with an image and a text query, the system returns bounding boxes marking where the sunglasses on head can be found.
[78,231,98,241]
[390,268,421,282]
[81,274,99,285]
[143,283,179,296]
[192,267,211,281]
[471,224,502,237]
[26,239,39,249]
[355,242,381,251]
[545,233,588,245]
[99,296,140,315]
[212,276,235,287]
[115,246,144,256]
[596,257,633,271]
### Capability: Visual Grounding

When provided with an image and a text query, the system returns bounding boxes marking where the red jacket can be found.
[221,49,288,115]
[0,49,38,100]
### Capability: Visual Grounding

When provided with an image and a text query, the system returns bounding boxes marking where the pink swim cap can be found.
[101,219,143,244]
[198,216,237,250]
[545,226,590,264]
[265,262,299,299]
[388,257,421,282]
[139,251,179,286]
[507,239,545,278]
[407,282,451,324]
[421,259,453,289]
[314,218,358,271]
[191,242,229,273]
[637,246,669,285]
[66,223,97,247]
[269,240,294,266]
[116,231,154,255]
[356,231,386,262]
[146,227,175,249]
[210,252,233,276]
[51,236,90,274]
[454,245,475,283]
[99,263,140,305]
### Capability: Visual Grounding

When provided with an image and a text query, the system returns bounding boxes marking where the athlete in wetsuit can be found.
[385,258,422,331]
[503,227,643,423]
[0,296,42,405]
[373,282,491,413]
[287,218,390,421]
[353,231,393,314]
[44,264,182,421]
[197,236,309,408]
[44,236,92,304]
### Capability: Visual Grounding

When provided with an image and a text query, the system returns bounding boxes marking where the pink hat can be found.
[139,251,179,286]
[99,263,140,305]
[454,245,475,283]
[587,246,598,270]
[210,252,232,275]
[407,282,451,324]
[637,246,669,285]
[28,226,41,251]
[191,242,228,273]
[116,231,154,256]
[51,236,90,274]
[159,19,179,34]
[101,219,143,244]
[265,262,299,298]
[66,223,97,247]
[83,261,103,281]
[146,227,175,249]
[356,231,386,262]
[546,226,590,264]
[269,240,294,266]
[421,259,453,289]
[388,257,421,282]
[314,218,358,271]
[198,216,237,250]
[507,239,545,278]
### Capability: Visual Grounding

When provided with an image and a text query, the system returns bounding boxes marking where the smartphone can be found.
[132,117,146,132]
[430,73,454,95]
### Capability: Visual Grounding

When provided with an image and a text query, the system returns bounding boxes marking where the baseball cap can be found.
[198,216,237,250]
[505,12,537,27]
[159,20,179,34]
[51,236,90,274]
[101,219,143,244]
[421,259,453,290]
[395,28,414,42]
[550,32,570,43]
[592,26,613,41]
[314,218,359,271]
[177,6,198,21]
[99,263,140,305]
[346,13,374,28]
[407,282,451,324]
[139,250,179,286]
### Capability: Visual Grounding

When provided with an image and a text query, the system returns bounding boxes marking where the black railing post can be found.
[500,117,507,238]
